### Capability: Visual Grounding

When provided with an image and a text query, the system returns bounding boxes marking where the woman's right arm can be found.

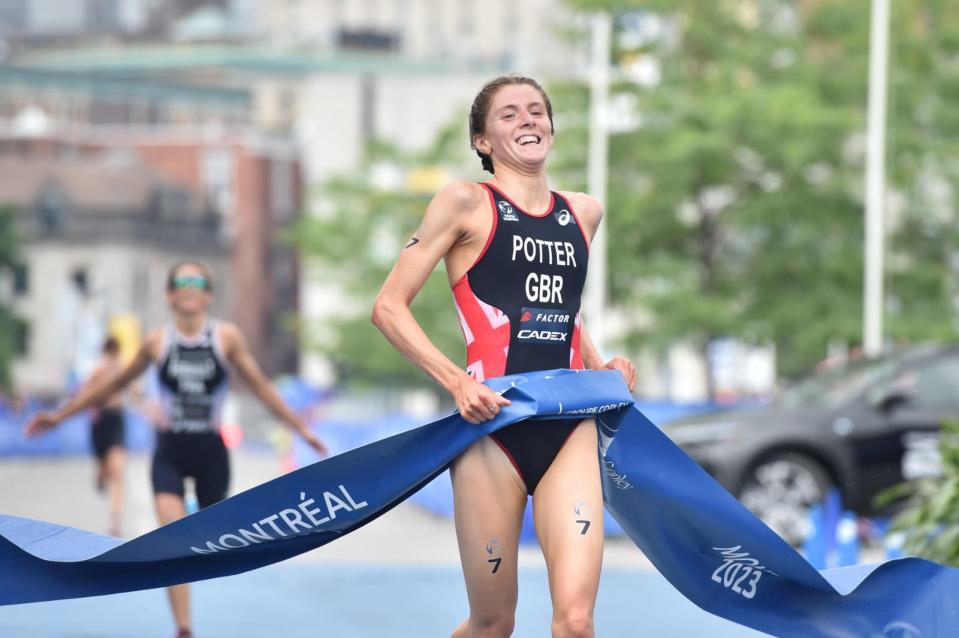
[371,182,510,424]
[25,334,156,436]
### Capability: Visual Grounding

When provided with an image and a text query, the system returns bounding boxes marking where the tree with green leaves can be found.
[0,205,24,391]
[879,419,959,566]
[290,127,477,392]
[562,0,959,388]
[876,0,959,344]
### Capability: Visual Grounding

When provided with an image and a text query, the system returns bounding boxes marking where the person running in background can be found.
[85,335,127,537]
[26,260,328,638]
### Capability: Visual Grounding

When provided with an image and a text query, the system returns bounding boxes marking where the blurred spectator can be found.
[83,335,127,537]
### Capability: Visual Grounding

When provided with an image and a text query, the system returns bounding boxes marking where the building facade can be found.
[0,154,230,393]
[0,125,305,387]
[254,0,578,74]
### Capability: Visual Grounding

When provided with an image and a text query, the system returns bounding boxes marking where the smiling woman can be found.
[468,75,556,175]
[371,75,638,637]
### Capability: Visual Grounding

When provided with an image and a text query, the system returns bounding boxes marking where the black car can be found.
[662,343,959,544]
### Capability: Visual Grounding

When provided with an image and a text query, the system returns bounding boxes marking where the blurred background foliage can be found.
[0,205,23,392]
[882,419,959,566]
[289,124,472,389]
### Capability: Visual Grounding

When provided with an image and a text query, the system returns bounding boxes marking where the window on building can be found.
[71,267,89,296]
[14,321,28,358]
[149,185,191,218]
[202,148,235,218]
[86,0,121,33]
[12,263,27,295]
[276,88,297,130]
[0,0,28,35]
[36,181,67,231]
[458,12,473,40]
[270,159,294,221]
[90,99,131,125]
[337,28,399,52]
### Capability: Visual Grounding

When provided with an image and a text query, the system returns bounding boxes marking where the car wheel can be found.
[737,452,835,546]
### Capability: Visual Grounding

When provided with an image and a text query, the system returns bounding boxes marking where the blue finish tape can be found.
[2,369,957,637]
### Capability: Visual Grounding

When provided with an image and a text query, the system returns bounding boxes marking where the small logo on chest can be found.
[498,200,519,222]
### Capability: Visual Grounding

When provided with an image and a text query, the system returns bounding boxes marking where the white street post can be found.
[585,12,611,352]
[863,0,890,356]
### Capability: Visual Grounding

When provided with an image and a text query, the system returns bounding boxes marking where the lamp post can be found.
[584,12,611,352]
[863,0,890,356]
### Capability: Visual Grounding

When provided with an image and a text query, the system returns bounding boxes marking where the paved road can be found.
[0,565,770,638]
[0,451,770,637]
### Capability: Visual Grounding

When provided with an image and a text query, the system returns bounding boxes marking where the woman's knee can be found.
[551,603,593,638]
[469,612,515,638]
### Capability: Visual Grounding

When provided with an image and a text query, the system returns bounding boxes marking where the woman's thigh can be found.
[451,435,529,619]
[532,420,604,610]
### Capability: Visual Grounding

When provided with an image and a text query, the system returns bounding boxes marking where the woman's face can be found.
[475,84,554,173]
[166,264,212,316]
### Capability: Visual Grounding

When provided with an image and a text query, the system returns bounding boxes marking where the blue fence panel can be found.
[0,409,155,457]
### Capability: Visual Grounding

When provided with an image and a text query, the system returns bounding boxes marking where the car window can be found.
[777,345,941,409]
[779,356,901,409]
[885,354,959,413]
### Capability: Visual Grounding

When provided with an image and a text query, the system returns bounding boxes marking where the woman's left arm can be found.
[221,322,328,455]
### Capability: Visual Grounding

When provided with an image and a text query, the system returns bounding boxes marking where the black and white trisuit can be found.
[151,321,231,507]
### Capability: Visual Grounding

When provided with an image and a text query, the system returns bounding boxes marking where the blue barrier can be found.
[803,489,860,569]
[836,511,860,567]
[804,493,895,569]
[0,409,155,457]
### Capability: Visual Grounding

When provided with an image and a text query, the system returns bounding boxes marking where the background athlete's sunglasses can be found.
[168,275,210,291]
